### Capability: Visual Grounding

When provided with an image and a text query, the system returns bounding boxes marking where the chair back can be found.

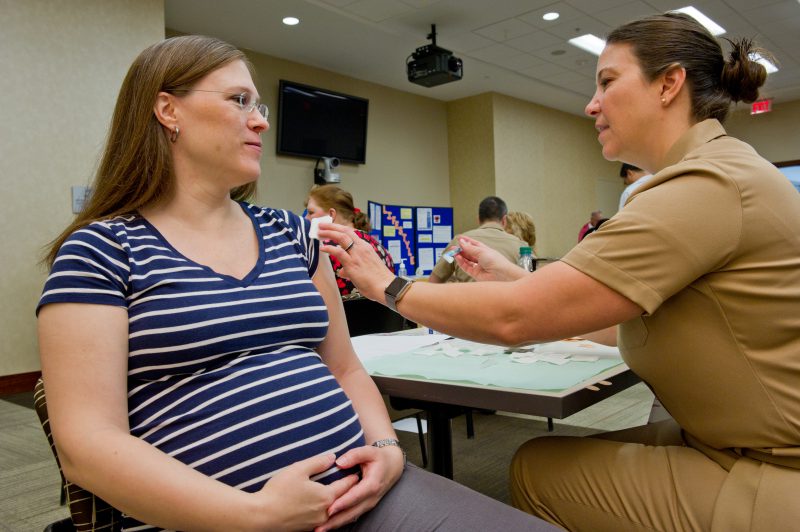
[342,296,406,337]
[34,378,122,531]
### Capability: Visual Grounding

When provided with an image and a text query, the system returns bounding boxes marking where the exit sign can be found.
[751,99,772,115]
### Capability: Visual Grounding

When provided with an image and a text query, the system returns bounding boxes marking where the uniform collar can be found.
[479,221,505,231]
[660,119,727,171]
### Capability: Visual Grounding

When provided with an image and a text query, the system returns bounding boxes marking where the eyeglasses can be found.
[171,89,269,119]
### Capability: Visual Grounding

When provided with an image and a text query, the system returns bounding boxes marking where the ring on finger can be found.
[344,240,355,252]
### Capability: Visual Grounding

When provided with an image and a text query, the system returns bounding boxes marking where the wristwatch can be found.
[372,438,407,466]
[384,276,413,312]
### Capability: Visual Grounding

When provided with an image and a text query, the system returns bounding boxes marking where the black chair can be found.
[34,378,122,532]
[342,295,408,337]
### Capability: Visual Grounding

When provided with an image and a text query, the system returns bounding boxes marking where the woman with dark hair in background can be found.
[306,184,394,297]
[321,12,800,531]
[36,35,552,531]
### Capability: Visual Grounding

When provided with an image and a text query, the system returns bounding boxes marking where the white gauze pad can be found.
[309,215,332,240]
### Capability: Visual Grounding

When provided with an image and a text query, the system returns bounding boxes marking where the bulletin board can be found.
[414,206,453,276]
[368,201,454,276]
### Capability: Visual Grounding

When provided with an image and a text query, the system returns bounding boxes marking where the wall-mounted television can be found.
[276,80,369,164]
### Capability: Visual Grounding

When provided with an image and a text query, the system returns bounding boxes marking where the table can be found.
[356,335,640,478]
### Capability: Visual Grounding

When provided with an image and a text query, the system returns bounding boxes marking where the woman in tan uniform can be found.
[320,12,800,531]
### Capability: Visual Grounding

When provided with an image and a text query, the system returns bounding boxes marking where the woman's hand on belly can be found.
[314,444,405,531]
[255,453,359,532]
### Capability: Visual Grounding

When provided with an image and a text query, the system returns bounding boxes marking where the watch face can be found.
[386,276,410,297]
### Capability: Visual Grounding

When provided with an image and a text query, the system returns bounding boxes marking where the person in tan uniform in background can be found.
[429,196,526,283]
[320,12,800,532]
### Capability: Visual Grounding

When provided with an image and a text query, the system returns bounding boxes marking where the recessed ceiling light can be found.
[282,16,300,26]
[750,52,779,74]
[568,34,606,56]
[542,12,559,21]
[673,6,725,36]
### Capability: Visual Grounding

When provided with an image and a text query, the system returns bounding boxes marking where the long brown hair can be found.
[306,185,370,232]
[607,13,771,123]
[44,35,255,267]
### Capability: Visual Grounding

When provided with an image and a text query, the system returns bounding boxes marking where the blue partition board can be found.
[368,201,453,276]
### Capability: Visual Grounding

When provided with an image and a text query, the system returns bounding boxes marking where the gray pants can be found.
[340,464,557,531]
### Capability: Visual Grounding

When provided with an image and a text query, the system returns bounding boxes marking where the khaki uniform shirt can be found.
[431,222,526,283]
[563,119,800,529]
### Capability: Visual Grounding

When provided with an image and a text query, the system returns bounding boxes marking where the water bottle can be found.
[398,258,407,278]
[518,246,535,272]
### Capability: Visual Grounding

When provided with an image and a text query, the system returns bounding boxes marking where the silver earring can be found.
[170,126,180,143]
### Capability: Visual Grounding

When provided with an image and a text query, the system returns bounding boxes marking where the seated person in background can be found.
[504,211,536,251]
[37,35,551,531]
[305,184,393,297]
[577,209,602,241]
[619,162,652,210]
[429,196,526,283]
[580,217,609,240]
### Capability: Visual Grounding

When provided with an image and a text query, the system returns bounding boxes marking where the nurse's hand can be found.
[455,236,528,282]
[318,223,395,303]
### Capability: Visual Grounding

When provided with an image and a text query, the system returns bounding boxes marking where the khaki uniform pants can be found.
[509,420,799,531]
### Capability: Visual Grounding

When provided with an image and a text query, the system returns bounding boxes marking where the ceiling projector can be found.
[407,24,463,88]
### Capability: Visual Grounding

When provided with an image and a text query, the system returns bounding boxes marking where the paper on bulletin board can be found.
[435,247,446,262]
[417,208,432,230]
[403,221,413,229]
[388,240,402,262]
[400,208,413,219]
[383,225,396,238]
[419,248,434,271]
[369,203,381,231]
[433,225,452,243]
[418,234,432,243]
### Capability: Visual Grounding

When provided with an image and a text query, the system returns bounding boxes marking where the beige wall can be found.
[0,0,165,378]
[447,93,621,258]
[724,100,800,164]
[492,93,621,258]
[446,94,497,234]
[243,52,450,214]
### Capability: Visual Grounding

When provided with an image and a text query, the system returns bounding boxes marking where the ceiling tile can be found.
[517,2,586,27]
[490,53,549,71]
[519,60,573,79]
[474,17,537,42]
[721,0,790,9]
[344,0,414,22]
[544,14,613,40]
[505,29,564,53]
[592,1,660,27]
[440,31,497,52]
[319,0,360,7]
[400,0,443,8]
[469,43,528,62]
[736,0,800,23]
[564,0,634,13]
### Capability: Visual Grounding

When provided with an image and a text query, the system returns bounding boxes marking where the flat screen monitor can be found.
[276,80,369,163]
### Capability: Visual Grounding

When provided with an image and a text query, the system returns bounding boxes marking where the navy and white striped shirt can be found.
[38,203,365,531]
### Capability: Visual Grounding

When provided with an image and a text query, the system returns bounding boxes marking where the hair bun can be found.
[721,38,769,103]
